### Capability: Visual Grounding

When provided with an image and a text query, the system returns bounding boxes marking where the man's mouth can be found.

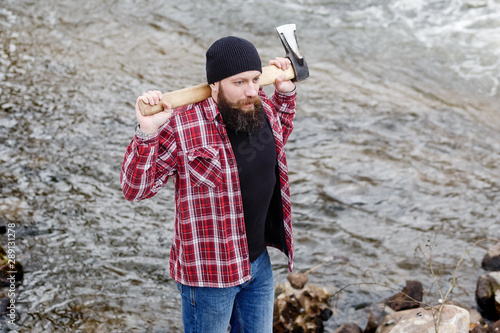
[236,97,260,111]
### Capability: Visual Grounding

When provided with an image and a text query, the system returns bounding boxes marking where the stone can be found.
[365,303,393,333]
[471,325,488,333]
[273,281,332,333]
[273,293,301,332]
[444,300,484,327]
[375,305,470,333]
[287,273,308,289]
[364,281,423,333]
[334,323,362,333]
[476,272,500,321]
[488,320,500,333]
[320,307,333,321]
[0,298,9,315]
[482,243,500,272]
[385,280,423,311]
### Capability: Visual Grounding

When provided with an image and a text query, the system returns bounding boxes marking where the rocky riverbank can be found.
[273,242,500,333]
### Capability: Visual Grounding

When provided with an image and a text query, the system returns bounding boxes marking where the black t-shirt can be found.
[226,121,277,262]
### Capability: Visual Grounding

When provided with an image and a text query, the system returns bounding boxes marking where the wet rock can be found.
[364,303,394,333]
[0,297,9,315]
[288,273,308,289]
[273,293,301,332]
[364,280,422,333]
[482,243,500,272]
[487,320,500,333]
[476,272,500,321]
[385,280,423,311]
[333,323,362,333]
[471,325,488,333]
[294,314,324,332]
[375,305,470,333]
[273,280,332,333]
[443,300,484,328]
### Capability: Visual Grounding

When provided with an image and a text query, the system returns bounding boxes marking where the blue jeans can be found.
[177,250,274,333]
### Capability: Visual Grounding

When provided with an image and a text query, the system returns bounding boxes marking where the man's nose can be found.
[245,83,258,97]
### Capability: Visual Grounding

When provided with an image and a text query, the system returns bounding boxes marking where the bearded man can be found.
[121,36,297,332]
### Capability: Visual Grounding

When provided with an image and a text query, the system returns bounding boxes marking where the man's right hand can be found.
[135,90,173,135]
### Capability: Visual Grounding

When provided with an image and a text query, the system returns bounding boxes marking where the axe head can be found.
[276,24,309,82]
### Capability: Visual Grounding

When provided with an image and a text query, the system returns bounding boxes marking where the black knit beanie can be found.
[206,36,262,84]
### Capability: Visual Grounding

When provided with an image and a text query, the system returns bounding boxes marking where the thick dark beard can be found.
[217,89,266,134]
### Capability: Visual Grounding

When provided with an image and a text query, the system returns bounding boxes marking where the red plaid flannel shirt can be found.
[121,88,296,288]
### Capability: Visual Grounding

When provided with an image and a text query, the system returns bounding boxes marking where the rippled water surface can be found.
[1,0,500,331]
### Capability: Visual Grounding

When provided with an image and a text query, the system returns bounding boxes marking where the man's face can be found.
[211,70,262,112]
[212,70,266,133]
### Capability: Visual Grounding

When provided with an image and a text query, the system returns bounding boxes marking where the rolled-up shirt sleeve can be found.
[120,122,177,201]
[271,88,297,144]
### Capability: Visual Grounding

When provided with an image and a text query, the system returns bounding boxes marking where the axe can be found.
[139,24,309,116]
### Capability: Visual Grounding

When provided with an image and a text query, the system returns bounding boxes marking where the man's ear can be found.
[210,82,219,102]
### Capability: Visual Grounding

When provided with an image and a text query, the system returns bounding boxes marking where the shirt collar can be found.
[201,97,222,122]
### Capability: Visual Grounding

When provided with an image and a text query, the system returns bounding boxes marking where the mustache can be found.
[233,96,262,108]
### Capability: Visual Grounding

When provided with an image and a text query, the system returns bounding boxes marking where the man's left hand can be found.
[269,57,296,93]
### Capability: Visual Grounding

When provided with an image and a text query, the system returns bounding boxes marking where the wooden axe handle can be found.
[139,65,295,116]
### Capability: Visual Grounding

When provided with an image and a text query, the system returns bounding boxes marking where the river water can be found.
[1,0,500,332]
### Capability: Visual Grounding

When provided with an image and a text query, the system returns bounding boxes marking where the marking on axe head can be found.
[276,24,309,82]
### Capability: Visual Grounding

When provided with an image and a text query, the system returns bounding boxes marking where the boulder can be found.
[482,243,500,272]
[273,280,332,333]
[375,305,470,333]
[443,300,483,328]
[0,298,9,315]
[364,303,394,333]
[487,320,500,333]
[385,280,423,311]
[471,325,488,333]
[273,293,300,328]
[364,280,423,333]
[476,272,500,321]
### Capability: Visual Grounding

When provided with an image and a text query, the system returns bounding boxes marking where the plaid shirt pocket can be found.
[187,146,223,187]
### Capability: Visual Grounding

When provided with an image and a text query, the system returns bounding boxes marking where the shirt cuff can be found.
[273,87,297,106]
[135,124,157,140]
[274,87,297,102]
[276,87,296,97]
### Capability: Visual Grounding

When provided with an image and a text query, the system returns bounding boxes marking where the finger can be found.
[162,100,172,111]
[271,57,291,70]
[279,58,290,70]
[142,92,158,105]
[151,90,163,100]
[269,57,279,68]
[283,58,291,70]
[274,57,283,69]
